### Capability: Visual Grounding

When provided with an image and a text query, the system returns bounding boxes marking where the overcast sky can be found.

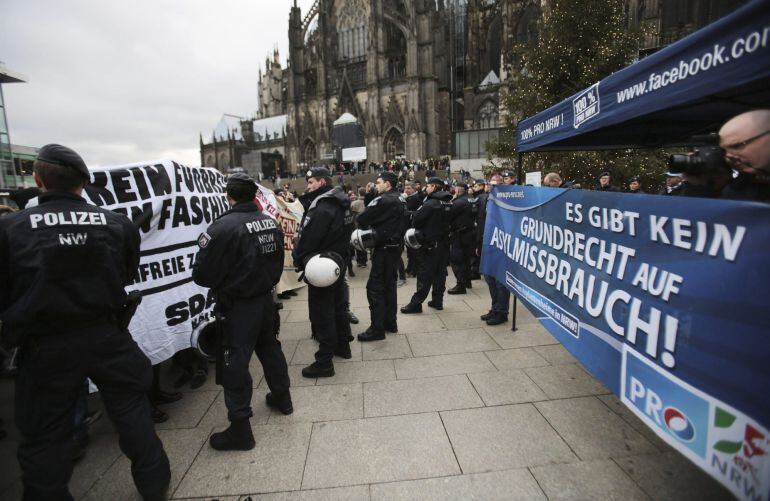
[1,0,315,167]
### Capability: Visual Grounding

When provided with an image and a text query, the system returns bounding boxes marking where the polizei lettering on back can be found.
[29,211,108,229]
[244,219,277,234]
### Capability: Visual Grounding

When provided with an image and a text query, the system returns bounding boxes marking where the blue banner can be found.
[516,0,770,152]
[481,185,770,500]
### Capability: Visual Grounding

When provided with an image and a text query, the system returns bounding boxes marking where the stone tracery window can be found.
[475,100,499,129]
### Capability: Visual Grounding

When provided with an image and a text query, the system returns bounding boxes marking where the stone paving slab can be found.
[302,413,459,489]
[406,328,499,356]
[483,348,550,370]
[386,312,445,334]
[315,360,396,385]
[174,423,312,498]
[482,322,559,349]
[440,404,577,473]
[369,469,547,501]
[84,427,210,500]
[467,369,548,406]
[535,397,658,460]
[249,485,370,501]
[258,364,317,388]
[361,334,413,361]
[267,383,363,424]
[614,452,733,500]
[155,390,219,430]
[364,375,483,417]
[530,459,650,501]
[394,352,496,379]
[524,363,610,399]
[532,344,577,365]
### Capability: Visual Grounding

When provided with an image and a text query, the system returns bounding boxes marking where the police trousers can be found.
[308,276,351,364]
[450,229,474,287]
[15,324,170,501]
[366,245,400,332]
[409,242,450,306]
[221,294,290,422]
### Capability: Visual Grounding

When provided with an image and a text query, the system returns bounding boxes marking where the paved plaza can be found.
[0,267,733,500]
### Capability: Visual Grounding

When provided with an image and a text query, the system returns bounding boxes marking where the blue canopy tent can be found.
[516,0,770,154]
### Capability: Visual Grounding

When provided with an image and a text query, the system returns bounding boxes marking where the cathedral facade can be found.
[200,0,745,176]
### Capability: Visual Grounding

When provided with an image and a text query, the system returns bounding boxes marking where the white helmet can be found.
[304,252,343,287]
[190,317,220,361]
[404,228,423,249]
[350,228,377,251]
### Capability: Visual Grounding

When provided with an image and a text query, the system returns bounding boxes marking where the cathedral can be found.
[199,0,745,178]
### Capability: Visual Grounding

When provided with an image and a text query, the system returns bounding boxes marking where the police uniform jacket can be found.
[449,194,475,233]
[356,188,406,245]
[294,185,353,267]
[0,191,140,337]
[475,191,489,250]
[411,190,452,245]
[192,202,284,299]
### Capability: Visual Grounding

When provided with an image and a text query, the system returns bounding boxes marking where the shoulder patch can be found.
[368,197,380,207]
[197,232,212,248]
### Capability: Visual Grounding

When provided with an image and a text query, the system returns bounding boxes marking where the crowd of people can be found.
[0,109,767,499]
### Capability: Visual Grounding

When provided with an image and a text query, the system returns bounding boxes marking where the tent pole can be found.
[511,151,522,332]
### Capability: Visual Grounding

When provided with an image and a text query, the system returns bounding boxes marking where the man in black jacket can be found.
[294,167,354,377]
[403,181,422,276]
[448,183,475,294]
[193,173,290,451]
[356,171,406,341]
[401,178,453,313]
[0,144,170,500]
[469,179,486,279]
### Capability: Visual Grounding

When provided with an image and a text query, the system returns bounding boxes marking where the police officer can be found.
[403,181,423,276]
[469,179,486,279]
[0,144,170,500]
[356,171,406,342]
[294,167,354,377]
[192,172,290,451]
[400,177,453,313]
[447,183,475,295]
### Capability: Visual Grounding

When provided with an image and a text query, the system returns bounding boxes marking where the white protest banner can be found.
[82,160,273,364]
[275,197,305,294]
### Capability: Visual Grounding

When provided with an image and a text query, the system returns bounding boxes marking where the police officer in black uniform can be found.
[401,177,453,313]
[468,179,485,280]
[192,172,290,451]
[0,144,170,500]
[447,183,475,295]
[356,171,407,342]
[403,181,423,276]
[294,167,354,377]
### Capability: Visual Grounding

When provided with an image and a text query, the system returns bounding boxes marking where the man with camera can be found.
[719,109,770,203]
[192,173,291,451]
[356,171,406,342]
[668,139,734,199]
[0,144,170,499]
[294,167,355,377]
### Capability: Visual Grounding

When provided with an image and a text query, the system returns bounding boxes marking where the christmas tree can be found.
[487,0,668,191]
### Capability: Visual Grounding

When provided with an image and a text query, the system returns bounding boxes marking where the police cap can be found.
[456,182,469,189]
[226,172,257,188]
[473,178,486,186]
[629,176,640,183]
[502,170,515,178]
[378,171,398,186]
[36,144,90,180]
[426,177,445,188]
[306,166,331,180]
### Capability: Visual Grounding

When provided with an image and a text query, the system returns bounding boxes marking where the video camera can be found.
[668,134,729,176]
